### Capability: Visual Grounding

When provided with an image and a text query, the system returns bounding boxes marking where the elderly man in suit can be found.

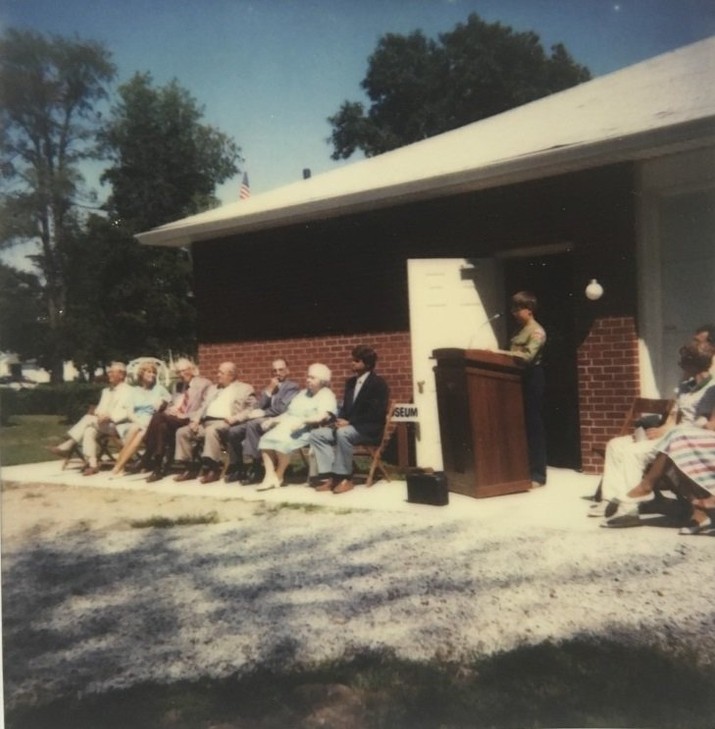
[224,357,300,484]
[49,361,133,476]
[134,358,212,482]
[310,345,390,494]
[173,361,256,484]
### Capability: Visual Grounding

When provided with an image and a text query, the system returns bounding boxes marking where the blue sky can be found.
[1,0,714,204]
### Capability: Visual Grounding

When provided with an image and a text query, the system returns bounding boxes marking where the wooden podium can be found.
[432,348,531,498]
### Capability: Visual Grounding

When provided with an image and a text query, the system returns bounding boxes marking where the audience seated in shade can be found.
[224,357,300,484]
[310,345,389,495]
[173,362,256,484]
[590,338,715,517]
[603,397,715,534]
[49,362,132,476]
[256,363,337,492]
[109,360,172,476]
[136,358,212,482]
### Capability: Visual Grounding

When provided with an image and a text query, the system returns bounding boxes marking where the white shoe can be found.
[588,501,607,517]
[679,517,713,535]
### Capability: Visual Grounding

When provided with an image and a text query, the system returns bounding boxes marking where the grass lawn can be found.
[5,642,715,728]
[0,414,68,467]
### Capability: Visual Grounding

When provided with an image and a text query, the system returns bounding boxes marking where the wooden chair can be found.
[352,401,399,488]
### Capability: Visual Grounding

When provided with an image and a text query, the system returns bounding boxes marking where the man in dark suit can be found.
[310,345,389,494]
[224,358,300,483]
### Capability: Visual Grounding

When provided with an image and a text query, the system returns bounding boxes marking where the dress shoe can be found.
[145,471,165,483]
[199,469,221,485]
[256,476,281,492]
[240,462,265,484]
[679,516,713,535]
[173,470,197,482]
[224,467,245,484]
[333,479,354,495]
[315,479,335,492]
[82,466,99,476]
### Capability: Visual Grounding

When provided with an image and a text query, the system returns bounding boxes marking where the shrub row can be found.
[0,383,104,425]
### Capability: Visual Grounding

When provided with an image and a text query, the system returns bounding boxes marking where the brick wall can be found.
[198,330,413,404]
[577,316,640,473]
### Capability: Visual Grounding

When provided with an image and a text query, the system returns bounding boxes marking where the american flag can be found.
[239,172,250,200]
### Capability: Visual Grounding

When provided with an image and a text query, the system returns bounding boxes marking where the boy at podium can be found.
[509,291,547,488]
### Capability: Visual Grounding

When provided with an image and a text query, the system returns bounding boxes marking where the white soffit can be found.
[137,35,715,248]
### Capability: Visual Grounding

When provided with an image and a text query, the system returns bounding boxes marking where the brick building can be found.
[138,37,715,475]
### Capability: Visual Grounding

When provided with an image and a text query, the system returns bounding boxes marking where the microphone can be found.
[467,312,502,349]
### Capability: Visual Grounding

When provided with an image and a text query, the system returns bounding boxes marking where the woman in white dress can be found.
[256,363,337,490]
[110,361,171,476]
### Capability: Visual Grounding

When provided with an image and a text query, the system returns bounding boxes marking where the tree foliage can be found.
[100,72,241,231]
[61,73,242,374]
[0,28,116,380]
[328,13,591,159]
[0,262,46,361]
[1,33,242,379]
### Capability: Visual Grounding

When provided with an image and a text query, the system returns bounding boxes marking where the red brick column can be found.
[578,316,640,473]
[198,331,413,404]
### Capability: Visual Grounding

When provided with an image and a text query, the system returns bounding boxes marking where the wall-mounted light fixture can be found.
[585,279,604,301]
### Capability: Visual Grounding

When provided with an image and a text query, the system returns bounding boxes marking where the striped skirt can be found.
[657,425,715,494]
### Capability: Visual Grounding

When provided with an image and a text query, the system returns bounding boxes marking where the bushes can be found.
[0,383,103,425]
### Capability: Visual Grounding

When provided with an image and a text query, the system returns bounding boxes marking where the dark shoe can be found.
[199,469,221,485]
[173,470,197,482]
[240,464,265,485]
[315,478,335,492]
[224,466,245,484]
[333,479,354,494]
[82,466,99,476]
[146,471,165,483]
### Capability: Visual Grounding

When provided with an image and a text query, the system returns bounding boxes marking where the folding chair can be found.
[352,401,399,487]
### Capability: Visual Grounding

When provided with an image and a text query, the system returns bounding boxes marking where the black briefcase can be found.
[406,469,449,506]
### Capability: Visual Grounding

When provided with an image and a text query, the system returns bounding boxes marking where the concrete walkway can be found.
[2,459,604,532]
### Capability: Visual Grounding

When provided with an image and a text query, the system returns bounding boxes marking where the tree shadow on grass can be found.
[3,512,713,725]
[5,640,715,729]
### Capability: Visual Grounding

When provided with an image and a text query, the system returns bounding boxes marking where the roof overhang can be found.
[137,36,715,248]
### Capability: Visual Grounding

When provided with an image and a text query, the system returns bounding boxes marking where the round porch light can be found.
[585,279,604,300]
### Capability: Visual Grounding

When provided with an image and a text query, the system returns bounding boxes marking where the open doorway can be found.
[503,253,582,470]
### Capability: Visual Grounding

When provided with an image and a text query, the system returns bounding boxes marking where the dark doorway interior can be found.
[503,253,582,470]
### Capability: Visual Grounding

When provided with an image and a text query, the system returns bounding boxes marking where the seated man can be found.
[49,361,132,475]
[138,358,212,482]
[224,357,300,484]
[310,345,389,494]
[173,362,256,484]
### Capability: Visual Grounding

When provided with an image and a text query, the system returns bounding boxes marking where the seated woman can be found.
[255,363,337,491]
[603,403,715,534]
[110,361,171,476]
[591,339,715,516]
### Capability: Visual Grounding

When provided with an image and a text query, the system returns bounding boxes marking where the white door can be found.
[408,258,504,468]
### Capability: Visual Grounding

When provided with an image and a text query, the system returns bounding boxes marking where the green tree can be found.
[65,72,242,369]
[0,28,116,381]
[0,262,46,361]
[100,72,241,230]
[328,13,590,159]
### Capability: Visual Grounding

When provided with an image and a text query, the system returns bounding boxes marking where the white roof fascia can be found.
[137,36,715,248]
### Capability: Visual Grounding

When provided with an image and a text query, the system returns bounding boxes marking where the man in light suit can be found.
[173,361,256,483]
[49,361,133,475]
[310,345,390,494]
[139,358,212,482]
[224,358,300,484]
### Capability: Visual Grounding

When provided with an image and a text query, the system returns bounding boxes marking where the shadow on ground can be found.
[5,640,715,729]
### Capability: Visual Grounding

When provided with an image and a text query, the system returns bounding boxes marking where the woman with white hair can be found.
[256,363,337,490]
